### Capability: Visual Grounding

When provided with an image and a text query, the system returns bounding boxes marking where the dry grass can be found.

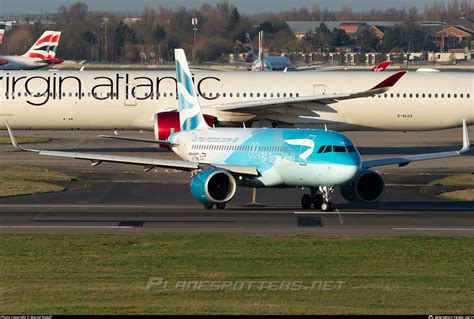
[428,174,474,201]
[428,174,474,187]
[439,189,474,201]
[0,135,50,144]
[0,165,73,197]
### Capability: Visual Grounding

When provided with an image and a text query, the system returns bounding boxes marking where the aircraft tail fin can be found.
[174,49,209,131]
[24,31,61,61]
[369,60,393,72]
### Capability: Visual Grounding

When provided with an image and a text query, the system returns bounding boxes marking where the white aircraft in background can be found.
[1,66,473,136]
[5,49,470,211]
[0,31,63,70]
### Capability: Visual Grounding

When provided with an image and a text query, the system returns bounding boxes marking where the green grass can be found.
[0,165,73,197]
[0,135,50,144]
[428,174,474,201]
[0,235,473,314]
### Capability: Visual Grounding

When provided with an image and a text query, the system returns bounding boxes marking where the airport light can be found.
[192,17,198,64]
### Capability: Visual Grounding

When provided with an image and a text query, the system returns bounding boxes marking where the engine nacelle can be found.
[340,170,385,203]
[154,111,216,142]
[190,169,237,204]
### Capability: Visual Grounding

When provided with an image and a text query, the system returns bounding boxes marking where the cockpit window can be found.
[333,146,346,153]
[323,146,332,153]
[346,145,356,153]
[317,144,357,154]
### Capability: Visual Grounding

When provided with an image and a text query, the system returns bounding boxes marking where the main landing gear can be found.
[204,203,226,210]
[301,186,335,212]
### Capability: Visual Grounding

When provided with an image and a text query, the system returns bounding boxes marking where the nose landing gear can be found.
[300,186,335,212]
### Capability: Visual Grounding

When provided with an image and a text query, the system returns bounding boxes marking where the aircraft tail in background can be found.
[24,31,62,63]
[175,49,210,131]
[369,60,393,72]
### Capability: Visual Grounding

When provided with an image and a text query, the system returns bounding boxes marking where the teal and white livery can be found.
[5,49,471,212]
[176,49,209,131]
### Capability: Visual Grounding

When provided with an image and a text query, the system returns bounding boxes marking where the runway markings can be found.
[393,227,474,231]
[0,225,134,229]
[0,204,146,208]
[335,209,344,224]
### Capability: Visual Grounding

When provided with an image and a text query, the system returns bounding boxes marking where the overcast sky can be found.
[0,0,443,16]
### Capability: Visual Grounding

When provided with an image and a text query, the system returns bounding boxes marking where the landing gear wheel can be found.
[321,202,335,212]
[204,203,214,210]
[313,194,323,209]
[216,203,226,210]
[301,194,312,209]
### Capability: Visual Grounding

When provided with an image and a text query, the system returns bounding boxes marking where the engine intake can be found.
[340,170,385,203]
[190,169,237,204]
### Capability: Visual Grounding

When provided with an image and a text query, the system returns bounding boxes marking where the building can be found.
[436,22,474,52]
[286,20,445,40]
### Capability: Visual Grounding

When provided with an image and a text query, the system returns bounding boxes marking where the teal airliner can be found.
[5,49,470,211]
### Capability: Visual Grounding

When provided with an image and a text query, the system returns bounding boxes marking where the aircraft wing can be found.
[206,71,406,115]
[5,121,258,176]
[362,120,470,169]
[98,134,176,146]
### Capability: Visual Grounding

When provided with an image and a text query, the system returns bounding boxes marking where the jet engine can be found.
[340,170,385,203]
[190,169,237,205]
[154,111,216,141]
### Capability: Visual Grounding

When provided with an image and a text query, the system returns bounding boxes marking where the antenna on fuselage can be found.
[324,124,328,131]
[243,122,246,129]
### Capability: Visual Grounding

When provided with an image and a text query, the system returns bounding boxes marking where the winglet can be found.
[460,119,470,153]
[4,120,38,152]
[5,120,19,150]
[370,71,407,91]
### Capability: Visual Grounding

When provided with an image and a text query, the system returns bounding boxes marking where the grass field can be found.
[0,135,50,144]
[1,235,473,314]
[0,165,74,197]
[428,174,474,201]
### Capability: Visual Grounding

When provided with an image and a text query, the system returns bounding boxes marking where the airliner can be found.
[5,49,470,211]
[1,65,473,136]
[0,31,63,70]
